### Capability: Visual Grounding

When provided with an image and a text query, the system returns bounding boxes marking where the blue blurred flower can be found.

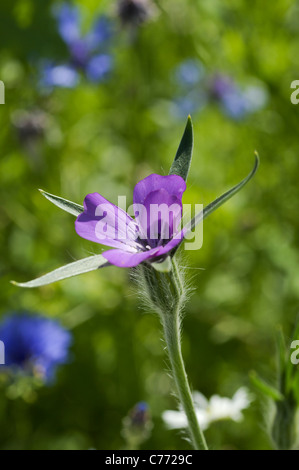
[172,60,267,120]
[175,59,205,87]
[40,3,114,88]
[86,54,113,83]
[210,74,267,120]
[0,312,72,382]
[40,63,79,88]
[56,3,81,46]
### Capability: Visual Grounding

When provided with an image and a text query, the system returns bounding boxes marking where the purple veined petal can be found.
[54,3,81,46]
[133,174,186,208]
[40,63,80,88]
[85,54,113,82]
[86,16,113,51]
[75,193,140,251]
[136,189,182,247]
[102,247,160,268]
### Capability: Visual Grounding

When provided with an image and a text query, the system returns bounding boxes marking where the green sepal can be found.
[169,115,193,182]
[11,254,109,288]
[39,189,84,217]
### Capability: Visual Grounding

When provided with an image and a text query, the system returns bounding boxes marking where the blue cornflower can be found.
[0,312,72,382]
[41,3,114,88]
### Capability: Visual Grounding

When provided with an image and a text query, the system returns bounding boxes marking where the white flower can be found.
[162,387,252,431]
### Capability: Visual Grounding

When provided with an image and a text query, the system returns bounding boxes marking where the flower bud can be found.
[121,402,153,449]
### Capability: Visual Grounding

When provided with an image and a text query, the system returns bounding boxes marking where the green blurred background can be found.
[1,0,299,450]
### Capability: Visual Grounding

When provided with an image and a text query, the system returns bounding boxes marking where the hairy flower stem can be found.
[138,259,208,450]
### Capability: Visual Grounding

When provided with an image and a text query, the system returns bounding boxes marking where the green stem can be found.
[138,259,208,450]
[161,268,208,450]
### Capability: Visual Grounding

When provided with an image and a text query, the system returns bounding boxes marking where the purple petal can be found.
[136,189,182,246]
[85,54,113,82]
[75,193,139,251]
[134,174,186,207]
[55,4,81,46]
[102,247,160,268]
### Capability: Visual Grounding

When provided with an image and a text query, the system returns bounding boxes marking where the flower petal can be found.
[55,4,81,46]
[86,16,113,51]
[40,64,79,89]
[102,247,160,268]
[133,174,186,207]
[75,193,139,251]
[136,189,182,246]
[86,54,113,83]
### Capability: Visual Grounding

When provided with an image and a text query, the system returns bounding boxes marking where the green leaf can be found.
[169,115,193,182]
[11,255,109,288]
[183,152,259,237]
[39,189,84,217]
[250,371,283,401]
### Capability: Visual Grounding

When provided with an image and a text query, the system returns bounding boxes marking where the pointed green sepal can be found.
[169,115,193,182]
[39,189,84,217]
[11,254,109,288]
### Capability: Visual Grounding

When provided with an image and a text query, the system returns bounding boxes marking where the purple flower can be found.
[75,174,187,268]
[0,312,72,382]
